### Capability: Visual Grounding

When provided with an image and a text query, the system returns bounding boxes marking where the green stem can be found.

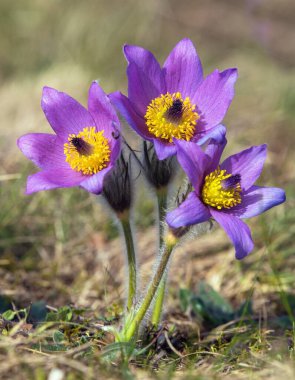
[151,188,168,327]
[122,237,177,341]
[156,188,168,249]
[119,213,137,311]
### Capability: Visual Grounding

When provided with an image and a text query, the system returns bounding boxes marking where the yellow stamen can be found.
[144,92,199,143]
[64,127,110,175]
[202,168,242,210]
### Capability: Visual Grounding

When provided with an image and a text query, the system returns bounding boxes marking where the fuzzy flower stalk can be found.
[17,82,137,309]
[103,152,137,309]
[120,138,177,325]
[140,140,177,247]
[141,141,177,326]
[120,231,179,342]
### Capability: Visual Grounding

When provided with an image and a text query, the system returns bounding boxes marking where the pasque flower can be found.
[110,38,238,159]
[166,139,286,259]
[18,82,121,195]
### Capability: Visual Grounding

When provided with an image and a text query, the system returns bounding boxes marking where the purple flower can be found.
[166,140,286,259]
[17,82,121,195]
[109,38,238,160]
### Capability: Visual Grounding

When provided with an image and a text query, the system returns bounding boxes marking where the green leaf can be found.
[53,330,66,343]
[179,282,247,327]
[179,288,192,312]
[2,309,17,321]
[198,282,233,314]
[46,306,73,322]
[101,341,135,360]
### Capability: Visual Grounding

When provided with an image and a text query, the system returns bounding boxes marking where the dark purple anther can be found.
[222,174,241,189]
[71,137,93,156]
[166,99,183,123]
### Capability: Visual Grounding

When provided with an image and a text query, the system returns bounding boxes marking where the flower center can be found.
[64,127,111,175]
[144,92,199,143]
[202,168,242,209]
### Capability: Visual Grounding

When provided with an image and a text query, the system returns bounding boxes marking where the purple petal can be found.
[166,192,210,228]
[88,82,121,163]
[227,185,286,219]
[109,91,153,140]
[126,62,162,115]
[18,133,74,171]
[41,87,95,140]
[163,38,203,98]
[221,145,267,191]
[192,68,238,130]
[80,166,112,195]
[124,44,164,91]
[88,81,120,140]
[195,124,227,146]
[174,140,208,194]
[210,209,254,259]
[124,44,165,115]
[17,133,57,169]
[152,139,176,160]
[26,168,85,194]
[26,172,61,194]
[196,124,227,173]
[109,130,121,164]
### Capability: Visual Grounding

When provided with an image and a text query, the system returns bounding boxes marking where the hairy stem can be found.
[119,213,137,311]
[151,188,168,327]
[122,235,177,341]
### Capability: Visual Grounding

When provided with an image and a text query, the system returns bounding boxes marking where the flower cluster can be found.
[17,39,286,342]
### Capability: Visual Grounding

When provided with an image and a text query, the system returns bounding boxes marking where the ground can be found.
[0,0,294,379]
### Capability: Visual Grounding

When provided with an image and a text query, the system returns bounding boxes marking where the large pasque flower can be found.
[110,38,238,160]
[18,82,121,195]
[166,140,286,259]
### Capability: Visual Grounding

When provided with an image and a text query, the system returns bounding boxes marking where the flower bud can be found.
[142,141,177,190]
[103,151,132,215]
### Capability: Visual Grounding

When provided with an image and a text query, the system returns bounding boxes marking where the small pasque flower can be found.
[166,139,286,259]
[18,82,121,195]
[110,38,237,159]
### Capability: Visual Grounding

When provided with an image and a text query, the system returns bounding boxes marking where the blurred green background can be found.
[1,0,294,310]
[1,0,295,305]
[0,0,294,377]
[1,0,294,168]
[1,0,295,162]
